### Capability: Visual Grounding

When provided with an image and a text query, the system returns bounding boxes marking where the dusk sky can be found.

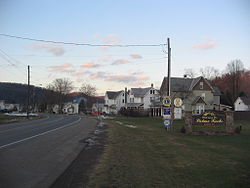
[0,0,249,95]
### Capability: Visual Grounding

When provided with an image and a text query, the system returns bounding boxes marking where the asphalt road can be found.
[0,114,98,188]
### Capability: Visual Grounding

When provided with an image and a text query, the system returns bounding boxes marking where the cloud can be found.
[31,44,65,56]
[48,63,76,73]
[100,34,122,51]
[111,59,130,65]
[106,75,137,83]
[86,71,150,84]
[192,39,218,50]
[130,54,143,59]
[99,55,113,62]
[81,62,101,68]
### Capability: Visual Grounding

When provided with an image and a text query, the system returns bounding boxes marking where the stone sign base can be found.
[184,111,239,135]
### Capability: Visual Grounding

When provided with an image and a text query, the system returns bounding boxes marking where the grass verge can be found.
[88,117,250,188]
[0,114,27,124]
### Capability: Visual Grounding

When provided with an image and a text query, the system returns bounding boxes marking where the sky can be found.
[0,0,249,95]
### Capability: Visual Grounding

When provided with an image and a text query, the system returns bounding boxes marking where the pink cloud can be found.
[192,39,218,50]
[138,76,150,81]
[112,59,130,65]
[31,44,65,56]
[99,55,113,62]
[106,75,137,83]
[100,34,122,51]
[49,63,76,73]
[130,54,143,59]
[81,62,100,68]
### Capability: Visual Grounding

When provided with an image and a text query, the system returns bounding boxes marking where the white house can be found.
[63,102,79,114]
[0,100,20,112]
[104,90,126,114]
[127,84,160,115]
[234,96,250,111]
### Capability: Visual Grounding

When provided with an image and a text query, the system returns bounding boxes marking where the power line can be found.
[0,49,27,75]
[0,33,164,47]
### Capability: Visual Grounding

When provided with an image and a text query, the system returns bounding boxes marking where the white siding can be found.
[235,98,250,111]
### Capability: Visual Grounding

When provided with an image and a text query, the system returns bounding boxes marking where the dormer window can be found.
[150,90,155,94]
[200,82,203,89]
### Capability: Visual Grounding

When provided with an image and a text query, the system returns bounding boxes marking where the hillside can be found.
[0,82,45,105]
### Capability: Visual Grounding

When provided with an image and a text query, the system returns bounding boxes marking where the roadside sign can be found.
[174,98,183,107]
[163,119,171,127]
[174,107,182,119]
[163,96,171,107]
[163,108,170,115]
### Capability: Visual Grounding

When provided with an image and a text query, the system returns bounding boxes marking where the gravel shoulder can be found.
[50,120,107,188]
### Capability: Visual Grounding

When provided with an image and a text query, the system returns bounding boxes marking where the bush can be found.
[119,108,149,117]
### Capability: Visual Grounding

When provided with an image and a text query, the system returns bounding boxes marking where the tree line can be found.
[0,79,98,113]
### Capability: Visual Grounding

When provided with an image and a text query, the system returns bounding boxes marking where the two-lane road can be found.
[0,114,98,188]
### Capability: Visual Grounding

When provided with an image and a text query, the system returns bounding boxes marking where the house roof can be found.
[240,96,250,105]
[106,91,123,100]
[163,76,221,95]
[192,96,208,105]
[131,87,151,97]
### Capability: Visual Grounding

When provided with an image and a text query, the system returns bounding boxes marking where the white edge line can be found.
[0,117,82,150]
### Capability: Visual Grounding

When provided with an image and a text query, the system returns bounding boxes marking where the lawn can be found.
[88,117,250,188]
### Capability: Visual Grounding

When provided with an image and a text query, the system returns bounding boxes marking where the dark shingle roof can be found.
[241,97,250,105]
[106,91,123,99]
[170,77,193,91]
[131,87,151,97]
[163,77,221,95]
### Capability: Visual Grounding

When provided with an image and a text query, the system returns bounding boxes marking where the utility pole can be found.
[27,65,30,119]
[162,38,172,131]
[167,38,171,96]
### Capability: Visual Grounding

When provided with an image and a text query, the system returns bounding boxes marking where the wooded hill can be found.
[0,82,45,105]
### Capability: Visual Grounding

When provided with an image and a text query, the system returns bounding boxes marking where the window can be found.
[201,93,205,100]
[200,82,203,89]
[193,105,205,115]
[122,99,125,103]
[153,90,155,94]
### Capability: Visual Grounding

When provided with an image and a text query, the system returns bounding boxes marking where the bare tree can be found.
[200,66,220,80]
[79,83,97,112]
[52,78,74,95]
[48,78,74,113]
[79,83,96,97]
[184,68,196,78]
[226,59,244,101]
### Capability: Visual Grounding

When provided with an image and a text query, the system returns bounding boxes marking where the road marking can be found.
[0,117,82,150]
[0,115,63,134]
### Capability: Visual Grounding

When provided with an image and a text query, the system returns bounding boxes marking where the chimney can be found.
[151,83,153,88]
[184,74,187,79]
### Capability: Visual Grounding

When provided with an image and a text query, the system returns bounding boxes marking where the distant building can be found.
[63,102,79,114]
[234,96,250,111]
[92,103,105,114]
[0,100,20,112]
[104,90,126,114]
